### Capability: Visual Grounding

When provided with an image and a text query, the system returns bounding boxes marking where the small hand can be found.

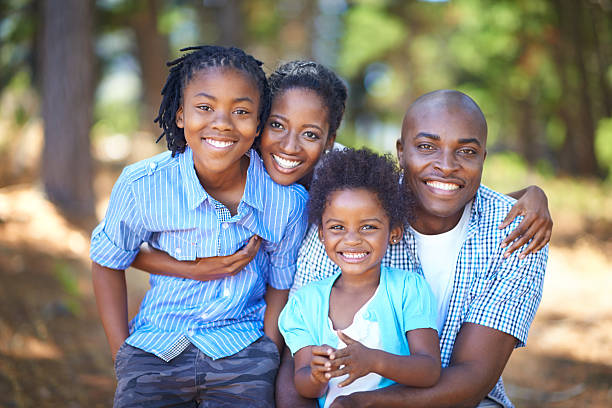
[499,186,552,259]
[190,235,262,280]
[326,331,375,387]
[310,345,335,384]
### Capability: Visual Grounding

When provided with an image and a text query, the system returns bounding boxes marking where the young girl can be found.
[90,46,308,407]
[278,148,440,408]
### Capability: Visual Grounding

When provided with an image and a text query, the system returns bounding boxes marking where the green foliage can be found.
[595,117,612,179]
[338,4,406,78]
[53,261,82,316]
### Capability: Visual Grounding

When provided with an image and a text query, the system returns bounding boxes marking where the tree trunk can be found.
[41,0,96,223]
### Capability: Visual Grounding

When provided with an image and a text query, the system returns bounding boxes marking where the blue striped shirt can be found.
[90,147,308,361]
[292,185,548,408]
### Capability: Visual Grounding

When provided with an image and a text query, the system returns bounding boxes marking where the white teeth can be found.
[341,252,368,259]
[272,154,301,169]
[206,139,234,148]
[427,181,459,191]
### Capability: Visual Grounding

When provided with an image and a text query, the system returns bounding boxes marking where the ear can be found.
[324,132,336,152]
[318,225,325,243]
[396,139,405,169]
[483,149,487,161]
[388,224,403,245]
[176,106,184,129]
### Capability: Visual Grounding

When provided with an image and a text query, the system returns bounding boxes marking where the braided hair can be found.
[155,45,270,156]
[308,148,414,229]
[268,61,347,138]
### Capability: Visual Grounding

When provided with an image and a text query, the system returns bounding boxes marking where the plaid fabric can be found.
[293,185,548,407]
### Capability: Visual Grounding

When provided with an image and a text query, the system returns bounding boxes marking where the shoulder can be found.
[474,185,516,223]
[382,266,429,291]
[117,150,177,186]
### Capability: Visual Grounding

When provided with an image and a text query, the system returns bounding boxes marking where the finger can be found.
[336,330,356,345]
[326,366,349,379]
[504,234,530,258]
[520,229,546,257]
[312,345,335,357]
[329,347,350,360]
[311,356,332,368]
[328,356,350,369]
[498,205,521,230]
[533,230,552,252]
[338,374,357,388]
[501,219,531,249]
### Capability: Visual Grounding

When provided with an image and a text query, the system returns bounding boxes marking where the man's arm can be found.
[333,323,517,408]
[91,261,129,361]
[276,348,317,408]
[264,286,289,353]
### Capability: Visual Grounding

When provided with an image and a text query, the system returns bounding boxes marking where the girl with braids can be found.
[90,45,309,407]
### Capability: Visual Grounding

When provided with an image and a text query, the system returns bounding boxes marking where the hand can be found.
[327,331,376,387]
[189,235,262,280]
[310,345,335,384]
[499,186,552,258]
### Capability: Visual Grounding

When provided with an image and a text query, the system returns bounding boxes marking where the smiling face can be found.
[260,88,334,186]
[176,67,260,180]
[397,93,486,234]
[319,188,403,280]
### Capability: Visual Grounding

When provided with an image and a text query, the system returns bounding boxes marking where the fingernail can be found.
[503,252,509,258]
[325,373,330,379]
[500,243,507,248]
[519,254,525,259]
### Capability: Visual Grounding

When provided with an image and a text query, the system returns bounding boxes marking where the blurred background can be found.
[0,0,610,406]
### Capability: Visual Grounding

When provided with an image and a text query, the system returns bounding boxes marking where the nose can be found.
[434,149,459,175]
[279,131,300,154]
[343,229,362,245]
[211,110,233,132]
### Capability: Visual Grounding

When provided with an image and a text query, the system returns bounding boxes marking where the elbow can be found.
[421,363,441,387]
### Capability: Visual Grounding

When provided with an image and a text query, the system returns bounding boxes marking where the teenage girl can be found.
[279,148,440,408]
[91,45,308,406]
[131,60,552,280]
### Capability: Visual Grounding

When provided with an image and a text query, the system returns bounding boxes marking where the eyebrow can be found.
[269,114,324,131]
[194,92,255,104]
[324,217,384,224]
[415,132,482,147]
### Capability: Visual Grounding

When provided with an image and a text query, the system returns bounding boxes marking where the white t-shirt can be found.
[410,202,472,331]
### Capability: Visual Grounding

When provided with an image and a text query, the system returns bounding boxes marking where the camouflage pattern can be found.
[113,336,280,407]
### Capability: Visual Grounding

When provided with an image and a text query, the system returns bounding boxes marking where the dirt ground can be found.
[0,183,610,408]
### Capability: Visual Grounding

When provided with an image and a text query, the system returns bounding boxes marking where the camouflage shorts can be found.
[113,336,280,408]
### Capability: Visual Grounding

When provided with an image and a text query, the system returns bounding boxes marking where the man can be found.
[278,89,548,407]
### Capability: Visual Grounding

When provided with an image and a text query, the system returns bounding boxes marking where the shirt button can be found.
[222,222,229,230]
[175,247,182,254]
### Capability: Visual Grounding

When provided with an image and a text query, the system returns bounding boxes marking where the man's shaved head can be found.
[402,90,487,144]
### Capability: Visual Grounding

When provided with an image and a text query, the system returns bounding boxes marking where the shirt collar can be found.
[179,146,208,210]
[179,146,265,212]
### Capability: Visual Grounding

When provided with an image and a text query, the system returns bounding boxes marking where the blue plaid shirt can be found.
[293,185,548,408]
[91,147,308,361]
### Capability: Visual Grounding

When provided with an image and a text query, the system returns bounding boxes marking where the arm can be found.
[276,348,318,408]
[264,286,289,352]
[327,329,440,388]
[332,323,516,408]
[91,261,129,361]
[131,235,261,281]
[294,345,336,399]
[501,185,552,257]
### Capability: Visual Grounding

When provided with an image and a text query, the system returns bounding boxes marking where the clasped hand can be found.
[310,331,376,388]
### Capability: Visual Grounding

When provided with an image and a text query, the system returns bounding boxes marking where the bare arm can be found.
[130,235,261,281]
[91,261,130,361]
[294,345,335,399]
[331,323,517,408]
[501,185,552,257]
[264,286,289,353]
[276,348,317,408]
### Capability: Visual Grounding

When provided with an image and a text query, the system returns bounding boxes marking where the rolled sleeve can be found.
[466,245,548,347]
[90,169,151,270]
[266,198,308,290]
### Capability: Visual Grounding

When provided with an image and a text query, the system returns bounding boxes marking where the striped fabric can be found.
[90,147,308,361]
[292,185,548,408]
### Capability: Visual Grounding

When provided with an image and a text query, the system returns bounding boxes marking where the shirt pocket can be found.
[156,230,197,260]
